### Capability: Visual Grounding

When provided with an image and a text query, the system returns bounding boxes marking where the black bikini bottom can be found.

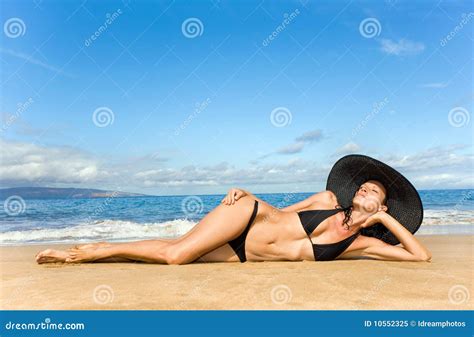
[227,199,259,262]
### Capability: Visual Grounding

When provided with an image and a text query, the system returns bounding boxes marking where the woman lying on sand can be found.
[36,154,431,265]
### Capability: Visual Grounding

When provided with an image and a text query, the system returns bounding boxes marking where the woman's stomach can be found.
[245,206,313,261]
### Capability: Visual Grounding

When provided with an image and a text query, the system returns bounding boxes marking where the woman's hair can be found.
[335,205,353,230]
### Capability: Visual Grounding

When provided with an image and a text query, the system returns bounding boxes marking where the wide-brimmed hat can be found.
[326,154,423,245]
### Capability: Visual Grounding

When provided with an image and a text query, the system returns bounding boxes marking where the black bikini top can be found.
[297,207,360,261]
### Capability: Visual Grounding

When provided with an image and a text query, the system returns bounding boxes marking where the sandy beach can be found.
[0,235,472,310]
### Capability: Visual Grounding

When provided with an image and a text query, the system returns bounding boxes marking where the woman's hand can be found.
[221,188,247,205]
[360,210,388,229]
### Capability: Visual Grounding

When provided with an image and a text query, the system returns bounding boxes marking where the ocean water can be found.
[0,189,473,245]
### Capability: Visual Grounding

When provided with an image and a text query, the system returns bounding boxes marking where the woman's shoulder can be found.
[301,190,339,211]
[309,190,338,205]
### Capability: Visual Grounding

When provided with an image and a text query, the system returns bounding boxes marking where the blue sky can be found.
[1,0,473,195]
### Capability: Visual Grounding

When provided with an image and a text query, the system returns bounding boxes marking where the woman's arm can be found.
[239,189,268,205]
[222,188,335,214]
[280,191,335,212]
[221,188,268,205]
[354,212,432,262]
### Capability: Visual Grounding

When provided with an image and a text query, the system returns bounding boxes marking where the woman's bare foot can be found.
[66,247,106,263]
[73,241,111,250]
[35,249,69,264]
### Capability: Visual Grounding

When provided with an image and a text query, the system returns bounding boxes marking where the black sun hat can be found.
[326,154,424,245]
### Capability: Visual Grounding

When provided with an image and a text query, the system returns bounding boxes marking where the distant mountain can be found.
[0,187,151,199]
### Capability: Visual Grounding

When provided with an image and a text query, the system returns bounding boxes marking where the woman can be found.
[35,154,432,264]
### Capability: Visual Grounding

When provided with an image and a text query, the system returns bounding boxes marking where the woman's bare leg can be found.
[35,238,175,264]
[66,238,173,263]
[73,241,112,250]
[64,195,258,264]
[35,248,135,264]
[195,244,240,263]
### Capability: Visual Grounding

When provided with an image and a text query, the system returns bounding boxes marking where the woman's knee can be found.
[164,243,195,265]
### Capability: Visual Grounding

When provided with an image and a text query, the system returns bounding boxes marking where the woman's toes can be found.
[64,250,89,263]
[66,255,83,263]
[65,254,78,262]
[36,249,69,264]
[35,249,50,261]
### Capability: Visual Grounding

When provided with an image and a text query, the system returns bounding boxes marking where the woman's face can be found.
[352,180,388,213]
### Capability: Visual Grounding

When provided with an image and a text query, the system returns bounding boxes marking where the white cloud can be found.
[379,38,425,56]
[380,144,473,172]
[258,129,324,159]
[0,48,75,77]
[295,129,323,142]
[335,142,361,156]
[413,173,474,188]
[276,141,305,154]
[415,173,456,184]
[131,144,474,191]
[0,138,101,184]
[1,139,472,193]
[418,82,448,89]
[1,113,68,137]
[133,157,327,189]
